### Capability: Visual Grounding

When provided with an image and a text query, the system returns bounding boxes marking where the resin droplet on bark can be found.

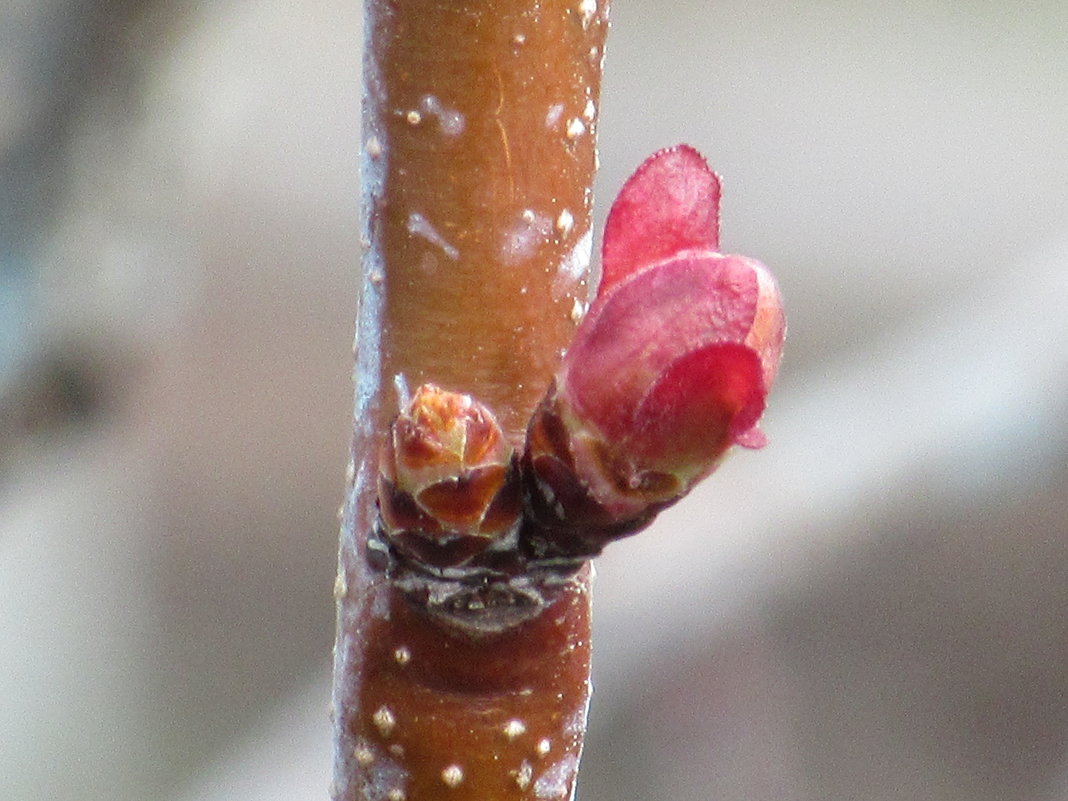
[522,146,786,556]
[378,384,521,569]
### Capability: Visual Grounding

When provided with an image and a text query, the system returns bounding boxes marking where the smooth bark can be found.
[332,2,610,799]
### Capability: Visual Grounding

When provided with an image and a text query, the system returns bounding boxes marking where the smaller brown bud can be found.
[378,384,521,570]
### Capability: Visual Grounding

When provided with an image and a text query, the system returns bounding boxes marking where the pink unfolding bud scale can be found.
[523,145,786,554]
[600,143,722,295]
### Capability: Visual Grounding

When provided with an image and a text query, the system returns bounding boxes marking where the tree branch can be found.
[332,1,610,799]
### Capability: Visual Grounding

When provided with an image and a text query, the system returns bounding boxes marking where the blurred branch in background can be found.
[1,0,177,465]
[2,1,1067,800]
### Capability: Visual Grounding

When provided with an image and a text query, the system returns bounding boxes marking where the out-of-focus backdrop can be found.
[3,1,1067,799]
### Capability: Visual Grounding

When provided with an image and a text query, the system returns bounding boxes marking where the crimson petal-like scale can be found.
[599,144,721,297]
[630,342,765,470]
[562,253,761,445]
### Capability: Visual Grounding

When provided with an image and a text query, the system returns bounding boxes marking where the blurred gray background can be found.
[2,1,1067,800]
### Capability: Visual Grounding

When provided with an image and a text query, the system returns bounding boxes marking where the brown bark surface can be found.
[369,0,607,438]
[333,1,610,799]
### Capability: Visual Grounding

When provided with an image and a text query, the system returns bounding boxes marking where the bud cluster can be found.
[374,145,786,574]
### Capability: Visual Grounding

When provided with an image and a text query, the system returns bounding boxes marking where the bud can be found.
[378,384,521,569]
[522,146,785,556]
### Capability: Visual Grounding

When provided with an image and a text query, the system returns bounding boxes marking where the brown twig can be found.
[332,1,610,799]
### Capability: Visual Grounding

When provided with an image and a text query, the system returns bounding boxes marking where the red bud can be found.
[521,146,785,554]
[564,252,783,464]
